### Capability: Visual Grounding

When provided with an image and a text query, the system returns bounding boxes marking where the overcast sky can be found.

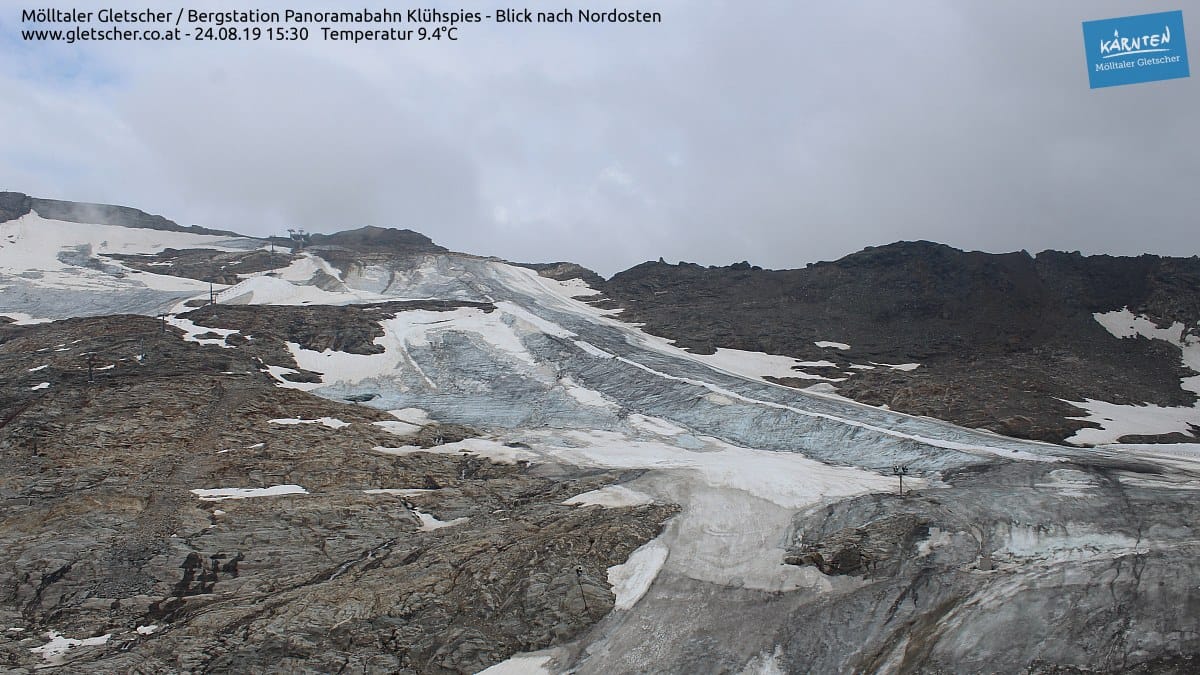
[1,1,1197,276]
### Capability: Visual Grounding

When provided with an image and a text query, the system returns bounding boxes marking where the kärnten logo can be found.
[1082,10,1190,88]
[1099,26,1172,59]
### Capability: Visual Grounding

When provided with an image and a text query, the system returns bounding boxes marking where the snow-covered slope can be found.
[0,211,263,320]
[1064,308,1200,445]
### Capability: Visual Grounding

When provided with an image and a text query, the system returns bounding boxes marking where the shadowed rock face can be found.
[0,192,32,223]
[600,241,1200,443]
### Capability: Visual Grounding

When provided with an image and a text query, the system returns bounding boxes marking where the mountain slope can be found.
[601,241,1200,444]
[2,196,1199,673]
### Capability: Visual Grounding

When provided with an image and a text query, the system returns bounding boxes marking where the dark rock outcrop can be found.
[108,249,295,284]
[601,242,1200,443]
[0,191,32,223]
[784,513,929,576]
[513,262,606,288]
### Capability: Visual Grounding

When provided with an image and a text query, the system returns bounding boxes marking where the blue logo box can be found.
[1082,10,1190,88]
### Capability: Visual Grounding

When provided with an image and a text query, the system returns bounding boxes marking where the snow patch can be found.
[814,341,851,350]
[269,417,351,429]
[561,377,617,408]
[31,382,50,391]
[689,347,843,382]
[363,488,433,496]
[165,316,238,348]
[801,382,855,402]
[474,653,555,675]
[273,253,342,284]
[564,485,655,508]
[390,408,432,425]
[30,631,111,666]
[871,362,921,372]
[607,540,669,610]
[1066,309,1200,445]
[214,274,382,306]
[135,625,160,635]
[263,364,323,391]
[376,438,535,465]
[1095,308,1188,346]
[1,312,53,325]
[190,485,308,501]
[1065,399,1199,446]
[552,276,602,297]
[628,414,687,436]
[415,510,468,531]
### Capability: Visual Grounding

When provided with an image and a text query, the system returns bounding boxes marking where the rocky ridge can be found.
[598,242,1200,443]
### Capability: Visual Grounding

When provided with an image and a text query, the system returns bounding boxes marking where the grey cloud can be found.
[1,0,1196,276]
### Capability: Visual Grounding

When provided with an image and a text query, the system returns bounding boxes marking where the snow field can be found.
[607,541,669,609]
[269,417,351,429]
[0,212,244,295]
[189,485,309,501]
[1065,308,1200,444]
[29,631,111,665]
